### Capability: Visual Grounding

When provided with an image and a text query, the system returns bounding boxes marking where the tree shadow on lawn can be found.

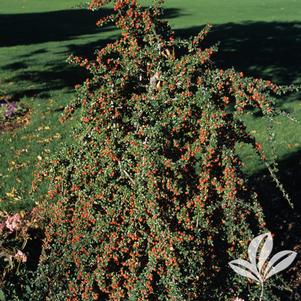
[248,150,301,299]
[175,21,301,102]
[1,31,120,101]
[1,62,89,101]
[0,8,113,47]
[65,20,301,92]
[2,17,301,104]
[0,7,182,47]
[4,57,104,101]
[0,7,182,101]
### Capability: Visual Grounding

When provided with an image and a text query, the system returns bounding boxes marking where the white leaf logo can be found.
[264,250,297,280]
[229,259,261,283]
[229,232,297,300]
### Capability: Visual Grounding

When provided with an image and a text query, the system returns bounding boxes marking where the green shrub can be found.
[32,1,296,300]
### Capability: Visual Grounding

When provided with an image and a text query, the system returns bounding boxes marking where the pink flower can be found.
[15,250,27,263]
[5,213,22,233]
[31,207,39,215]
[233,298,245,301]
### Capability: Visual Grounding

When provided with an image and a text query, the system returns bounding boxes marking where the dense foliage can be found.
[27,0,296,300]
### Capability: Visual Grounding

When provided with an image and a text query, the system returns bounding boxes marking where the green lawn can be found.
[0,0,300,212]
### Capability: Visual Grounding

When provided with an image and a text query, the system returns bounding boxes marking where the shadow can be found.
[175,21,301,86]
[0,8,113,47]
[0,7,182,47]
[0,7,182,101]
[2,16,300,103]
[2,62,28,70]
[6,88,52,100]
[248,150,301,299]
[2,34,118,101]
[18,49,48,58]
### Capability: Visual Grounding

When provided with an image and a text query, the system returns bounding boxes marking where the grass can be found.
[0,0,300,212]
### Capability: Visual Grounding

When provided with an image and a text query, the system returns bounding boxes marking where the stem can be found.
[259,282,264,301]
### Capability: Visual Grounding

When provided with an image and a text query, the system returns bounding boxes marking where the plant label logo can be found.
[229,232,297,300]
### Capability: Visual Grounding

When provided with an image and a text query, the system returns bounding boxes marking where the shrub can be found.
[32,0,297,300]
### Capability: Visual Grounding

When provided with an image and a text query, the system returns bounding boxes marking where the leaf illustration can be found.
[264,250,297,280]
[258,232,273,273]
[229,259,261,283]
[248,232,273,275]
